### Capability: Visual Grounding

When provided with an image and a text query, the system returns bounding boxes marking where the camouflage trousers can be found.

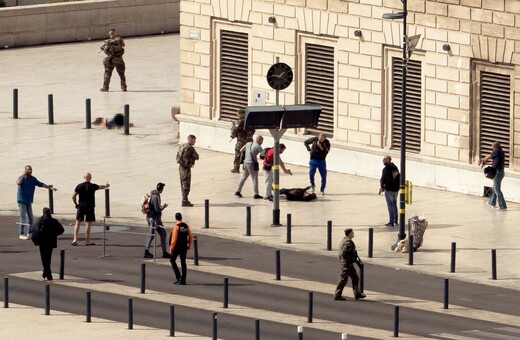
[334,262,359,297]
[179,166,191,201]
[103,59,126,90]
[232,140,246,171]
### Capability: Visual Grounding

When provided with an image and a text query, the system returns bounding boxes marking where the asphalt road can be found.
[1,216,519,339]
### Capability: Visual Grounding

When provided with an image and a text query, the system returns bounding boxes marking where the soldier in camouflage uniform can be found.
[334,228,366,301]
[100,28,127,92]
[176,135,199,207]
[230,108,255,173]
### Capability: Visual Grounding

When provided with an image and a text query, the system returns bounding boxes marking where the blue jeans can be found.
[384,190,398,224]
[489,170,507,209]
[309,159,327,192]
[18,202,34,235]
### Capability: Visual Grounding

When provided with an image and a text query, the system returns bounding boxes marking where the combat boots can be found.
[353,289,366,300]
[182,200,193,207]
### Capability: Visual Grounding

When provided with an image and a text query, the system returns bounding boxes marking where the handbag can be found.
[484,166,497,179]
[263,164,272,171]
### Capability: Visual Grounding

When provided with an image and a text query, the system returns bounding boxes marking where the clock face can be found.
[266,62,293,90]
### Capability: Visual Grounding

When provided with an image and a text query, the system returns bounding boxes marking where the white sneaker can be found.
[496,207,507,211]
[19,234,28,240]
[486,203,494,208]
[311,185,315,193]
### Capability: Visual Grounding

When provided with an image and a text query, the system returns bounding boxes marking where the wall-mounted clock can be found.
[266,62,293,90]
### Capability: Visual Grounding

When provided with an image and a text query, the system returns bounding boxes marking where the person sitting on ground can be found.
[280,186,317,202]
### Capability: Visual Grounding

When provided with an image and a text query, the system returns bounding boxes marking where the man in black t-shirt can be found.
[71,172,110,246]
[479,141,507,210]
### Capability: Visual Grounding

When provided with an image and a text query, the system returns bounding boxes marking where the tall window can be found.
[305,43,334,135]
[220,30,248,122]
[479,71,511,166]
[391,57,422,153]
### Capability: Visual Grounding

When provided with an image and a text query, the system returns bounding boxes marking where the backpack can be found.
[141,193,151,214]
[259,147,271,160]
[176,144,188,166]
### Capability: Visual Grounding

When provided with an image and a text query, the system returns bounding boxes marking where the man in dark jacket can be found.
[144,182,169,258]
[169,212,192,285]
[379,156,400,227]
[334,228,366,301]
[33,208,64,281]
[304,133,331,195]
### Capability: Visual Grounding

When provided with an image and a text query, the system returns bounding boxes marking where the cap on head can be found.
[175,212,182,221]
[157,182,166,190]
[344,228,353,236]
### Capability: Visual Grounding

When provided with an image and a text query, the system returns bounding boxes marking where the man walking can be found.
[71,172,110,246]
[479,141,507,210]
[176,135,199,207]
[169,212,192,285]
[32,208,64,281]
[379,156,400,226]
[334,228,366,301]
[100,28,127,92]
[235,135,264,199]
[230,108,255,173]
[144,182,170,259]
[304,133,331,194]
[262,144,292,201]
[16,165,57,240]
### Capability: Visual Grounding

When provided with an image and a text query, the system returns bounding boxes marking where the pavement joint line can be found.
[11,271,417,339]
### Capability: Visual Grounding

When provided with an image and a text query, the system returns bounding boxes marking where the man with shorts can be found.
[71,172,110,246]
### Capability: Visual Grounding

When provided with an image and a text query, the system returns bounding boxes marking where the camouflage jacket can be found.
[231,119,255,143]
[177,143,199,168]
[102,36,125,57]
[338,238,359,264]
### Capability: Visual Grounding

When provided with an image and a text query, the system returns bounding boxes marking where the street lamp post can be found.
[383,0,408,245]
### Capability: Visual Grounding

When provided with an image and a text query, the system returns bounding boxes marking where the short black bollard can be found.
[245,206,251,236]
[140,263,146,294]
[169,305,175,337]
[104,189,110,217]
[48,94,54,124]
[86,291,92,323]
[4,277,8,308]
[59,249,65,280]
[275,250,281,280]
[307,292,313,323]
[408,235,414,265]
[193,236,199,266]
[128,298,133,329]
[48,187,54,214]
[368,228,373,258]
[450,242,456,273]
[359,265,364,293]
[443,279,449,309]
[86,98,92,129]
[393,306,399,337]
[212,312,217,340]
[286,213,292,244]
[491,249,497,280]
[124,104,130,135]
[45,284,50,315]
[205,199,210,229]
[342,333,348,340]
[223,277,229,308]
[13,88,18,119]
[326,221,332,251]
[298,326,303,340]
[255,319,260,340]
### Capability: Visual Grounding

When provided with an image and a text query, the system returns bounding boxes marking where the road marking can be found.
[463,330,518,339]
[496,327,520,335]
[429,334,477,340]
[12,271,418,339]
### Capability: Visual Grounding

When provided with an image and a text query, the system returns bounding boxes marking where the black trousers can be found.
[334,262,359,297]
[170,248,187,282]
[39,245,54,280]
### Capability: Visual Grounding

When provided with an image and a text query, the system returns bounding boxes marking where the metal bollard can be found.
[223,277,229,308]
[275,250,281,280]
[307,292,313,323]
[205,199,210,229]
[86,98,92,129]
[13,89,18,119]
[169,305,175,337]
[45,284,50,315]
[443,279,449,309]
[408,235,414,265]
[368,228,373,258]
[298,326,303,340]
[286,214,292,244]
[491,249,497,280]
[59,249,65,280]
[128,298,133,329]
[246,206,251,236]
[48,94,54,124]
[193,235,199,265]
[86,291,91,323]
[450,242,456,273]
[342,333,348,340]
[104,189,110,217]
[48,187,54,214]
[359,265,364,293]
[124,104,130,135]
[255,319,260,340]
[326,221,332,251]
[393,306,399,337]
[140,263,146,294]
[4,277,8,308]
[212,312,217,340]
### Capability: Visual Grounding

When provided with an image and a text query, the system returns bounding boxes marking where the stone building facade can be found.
[178,0,520,202]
